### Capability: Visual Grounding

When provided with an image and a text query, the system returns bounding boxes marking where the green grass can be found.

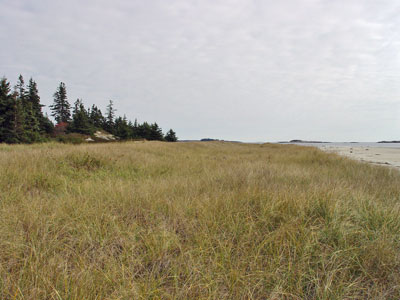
[0,141,400,299]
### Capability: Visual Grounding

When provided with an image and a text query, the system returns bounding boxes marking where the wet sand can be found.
[319,146,400,169]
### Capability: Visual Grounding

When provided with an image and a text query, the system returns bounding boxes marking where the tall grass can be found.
[0,141,399,299]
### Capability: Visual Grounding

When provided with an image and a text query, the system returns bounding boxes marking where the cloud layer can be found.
[1,0,400,141]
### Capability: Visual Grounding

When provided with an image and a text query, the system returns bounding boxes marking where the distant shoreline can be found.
[279,140,330,144]
[280,139,400,144]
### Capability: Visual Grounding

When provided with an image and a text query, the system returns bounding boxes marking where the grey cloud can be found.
[1,0,400,141]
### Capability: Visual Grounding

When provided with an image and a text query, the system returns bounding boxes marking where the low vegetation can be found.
[0,142,400,299]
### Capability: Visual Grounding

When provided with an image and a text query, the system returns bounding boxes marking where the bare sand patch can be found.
[320,146,400,169]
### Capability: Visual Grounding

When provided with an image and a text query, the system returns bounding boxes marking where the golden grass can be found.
[0,141,400,299]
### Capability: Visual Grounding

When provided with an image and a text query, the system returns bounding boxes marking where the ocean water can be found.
[284,142,400,148]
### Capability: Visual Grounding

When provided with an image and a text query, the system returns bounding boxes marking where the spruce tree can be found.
[0,78,18,143]
[50,82,71,123]
[69,99,94,135]
[22,102,41,142]
[26,78,48,134]
[15,97,30,143]
[149,122,164,141]
[165,129,178,142]
[27,79,42,115]
[16,75,27,105]
[137,121,151,139]
[131,118,139,138]
[41,113,55,134]
[114,115,131,140]
[1,77,178,143]
[89,104,105,129]
[17,77,42,142]
[104,100,115,133]
[14,76,29,142]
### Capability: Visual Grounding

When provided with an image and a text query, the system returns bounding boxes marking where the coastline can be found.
[318,145,400,169]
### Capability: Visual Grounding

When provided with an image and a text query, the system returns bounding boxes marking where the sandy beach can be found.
[319,145,400,169]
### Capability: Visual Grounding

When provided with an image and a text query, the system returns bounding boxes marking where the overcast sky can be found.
[1,0,400,142]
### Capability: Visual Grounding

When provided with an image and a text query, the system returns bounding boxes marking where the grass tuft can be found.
[66,152,105,171]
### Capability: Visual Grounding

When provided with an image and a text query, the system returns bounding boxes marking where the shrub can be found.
[56,133,86,144]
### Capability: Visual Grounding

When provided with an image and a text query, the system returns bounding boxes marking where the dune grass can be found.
[0,141,400,299]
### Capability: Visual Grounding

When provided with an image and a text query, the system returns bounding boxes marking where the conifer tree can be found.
[23,102,41,142]
[16,75,26,105]
[104,100,115,133]
[1,77,178,143]
[69,99,93,135]
[131,118,139,138]
[89,104,104,129]
[27,79,41,114]
[137,121,151,139]
[17,76,42,142]
[13,92,26,143]
[50,82,71,123]
[41,113,55,134]
[0,76,45,143]
[14,76,29,142]
[149,122,164,141]
[165,129,178,142]
[0,78,18,143]
[26,78,46,131]
[114,115,131,140]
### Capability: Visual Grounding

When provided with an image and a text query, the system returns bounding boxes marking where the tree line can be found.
[0,75,178,143]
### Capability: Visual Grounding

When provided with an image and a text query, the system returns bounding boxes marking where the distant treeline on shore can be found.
[0,75,177,144]
[378,140,400,143]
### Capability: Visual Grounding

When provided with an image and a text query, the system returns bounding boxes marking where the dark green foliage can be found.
[135,121,150,139]
[56,133,86,144]
[50,82,71,123]
[0,76,39,143]
[104,100,115,133]
[22,103,41,142]
[114,116,131,140]
[116,121,166,141]
[0,78,18,143]
[69,99,95,135]
[0,75,178,144]
[0,76,53,143]
[15,75,45,143]
[112,118,168,141]
[149,122,164,141]
[16,75,26,106]
[27,79,42,115]
[26,78,48,136]
[41,114,55,134]
[13,76,30,142]
[14,92,28,142]
[139,122,153,140]
[89,104,105,129]
[165,129,178,142]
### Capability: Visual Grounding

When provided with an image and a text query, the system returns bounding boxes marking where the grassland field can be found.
[1,141,400,299]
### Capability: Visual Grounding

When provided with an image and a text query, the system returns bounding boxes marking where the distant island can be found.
[179,138,242,143]
[378,140,400,143]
